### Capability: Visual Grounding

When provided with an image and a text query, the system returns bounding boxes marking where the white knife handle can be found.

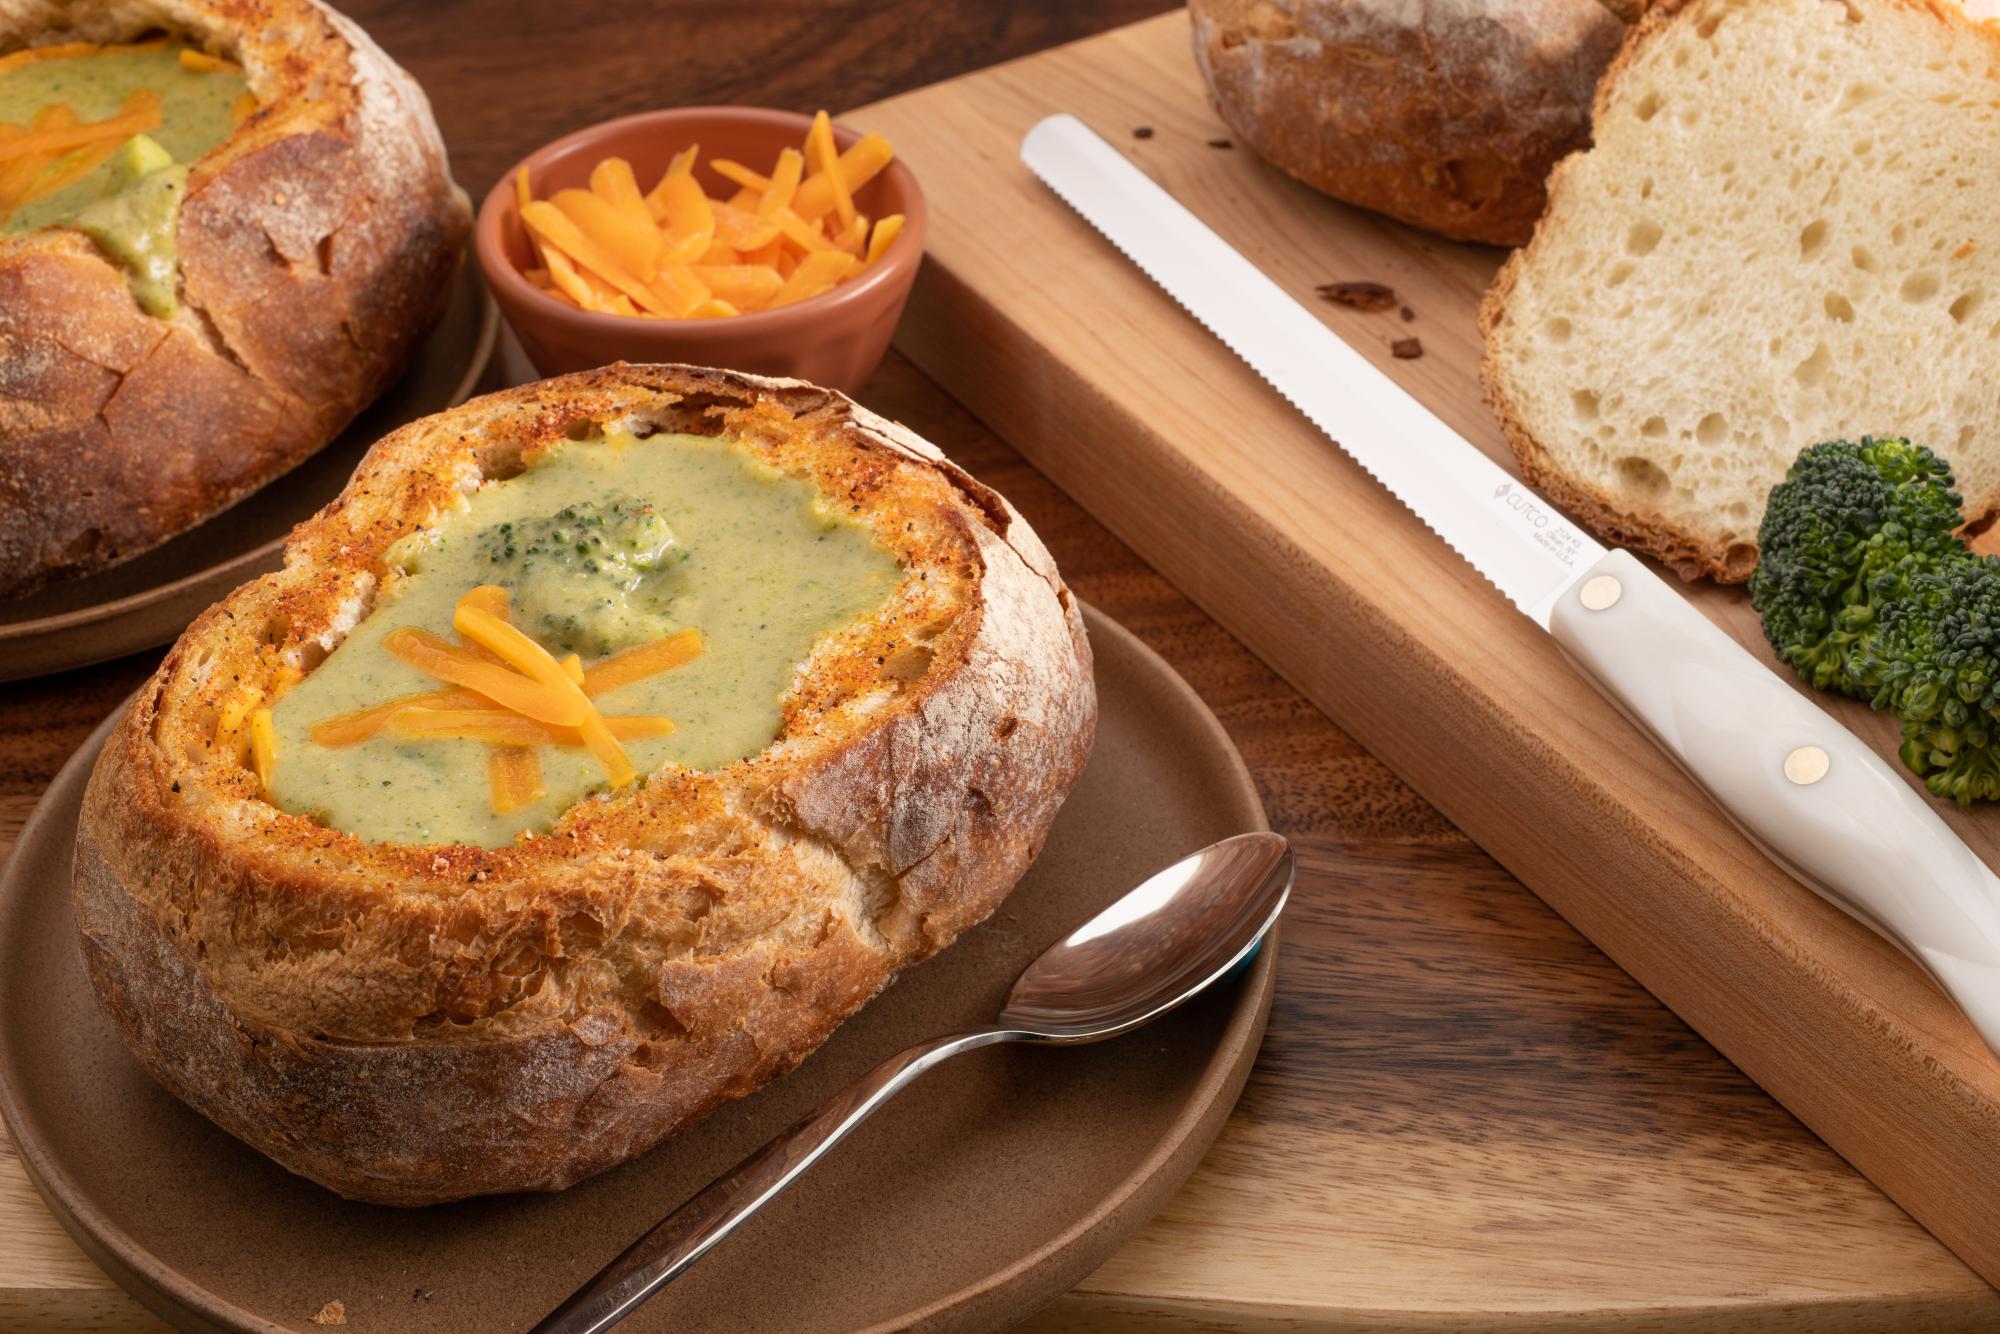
[1549,549,2000,1052]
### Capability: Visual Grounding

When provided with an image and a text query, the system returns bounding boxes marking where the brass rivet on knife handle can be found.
[1784,745,1831,786]
[1578,575,1622,611]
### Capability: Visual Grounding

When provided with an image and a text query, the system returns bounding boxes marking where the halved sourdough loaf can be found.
[73,365,1097,1205]
[1481,0,2000,581]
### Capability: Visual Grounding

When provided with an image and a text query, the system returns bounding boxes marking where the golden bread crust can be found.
[0,0,470,597]
[1188,0,1640,247]
[74,364,1098,1205]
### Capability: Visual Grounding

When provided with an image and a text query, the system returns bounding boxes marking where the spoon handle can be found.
[533,1025,1018,1334]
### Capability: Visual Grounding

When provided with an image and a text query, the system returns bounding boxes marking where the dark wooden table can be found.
[2,3,1996,1329]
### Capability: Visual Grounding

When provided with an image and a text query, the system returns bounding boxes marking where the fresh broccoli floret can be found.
[1749,436,1965,696]
[1870,556,2000,805]
[1751,437,2000,804]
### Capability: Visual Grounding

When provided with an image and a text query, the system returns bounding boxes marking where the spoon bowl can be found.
[1000,832,1291,1039]
[537,831,1293,1333]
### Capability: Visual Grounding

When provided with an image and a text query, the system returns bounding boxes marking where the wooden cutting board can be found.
[849,9,2000,1291]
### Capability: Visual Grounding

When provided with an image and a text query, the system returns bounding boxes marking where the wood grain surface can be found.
[850,7,2000,1320]
[0,2,1995,1331]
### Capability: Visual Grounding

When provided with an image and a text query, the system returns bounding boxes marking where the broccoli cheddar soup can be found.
[0,39,253,312]
[265,428,904,848]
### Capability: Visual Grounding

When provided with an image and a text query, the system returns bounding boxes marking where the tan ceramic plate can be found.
[0,262,499,684]
[0,605,1275,1334]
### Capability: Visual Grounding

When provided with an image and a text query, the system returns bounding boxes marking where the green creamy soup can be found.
[0,43,247,312]
[267,431,905,848]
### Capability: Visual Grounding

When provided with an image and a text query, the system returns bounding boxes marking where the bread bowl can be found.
[0,0,470,599]
[1188,0,1646,246]
[73,363,1097,1205]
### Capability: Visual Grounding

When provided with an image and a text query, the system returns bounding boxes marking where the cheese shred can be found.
[303,586,705,814]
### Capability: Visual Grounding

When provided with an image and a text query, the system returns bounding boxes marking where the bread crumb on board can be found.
[1316,281,1396,312]
[310,1299,347,1325]
[1132,126,1154,139]
[1391,338,1424,360]
[1206,137,1233,149]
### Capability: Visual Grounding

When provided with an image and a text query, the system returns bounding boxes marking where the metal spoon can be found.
[534,830,1293,1334]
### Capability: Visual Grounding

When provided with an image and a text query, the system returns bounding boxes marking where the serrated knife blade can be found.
[1019,113,1602,627]
[1020,111,2000,1059]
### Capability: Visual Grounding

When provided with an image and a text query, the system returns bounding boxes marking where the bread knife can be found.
[1020,112,2000,1055]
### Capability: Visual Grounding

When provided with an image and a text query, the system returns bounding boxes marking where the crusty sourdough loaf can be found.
[1189,0,1646,246]
[1481,0,2000,582]
[73,364,1097,1206]
[0,0,470,598]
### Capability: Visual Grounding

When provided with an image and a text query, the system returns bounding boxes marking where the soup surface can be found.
[0,41,248,310]
[267,430,905,847]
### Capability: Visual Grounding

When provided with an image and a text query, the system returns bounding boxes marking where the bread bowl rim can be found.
[0,0,475,600]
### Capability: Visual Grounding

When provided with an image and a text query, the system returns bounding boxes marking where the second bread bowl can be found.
[0,0,470,598]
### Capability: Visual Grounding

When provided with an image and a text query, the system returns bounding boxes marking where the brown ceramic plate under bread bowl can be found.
[0,260,497,683]
[477,108,925,394]
[0,610,1273,1332]
[0,0,472,601]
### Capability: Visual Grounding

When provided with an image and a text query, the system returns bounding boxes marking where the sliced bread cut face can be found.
[1480,0,2000,582]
